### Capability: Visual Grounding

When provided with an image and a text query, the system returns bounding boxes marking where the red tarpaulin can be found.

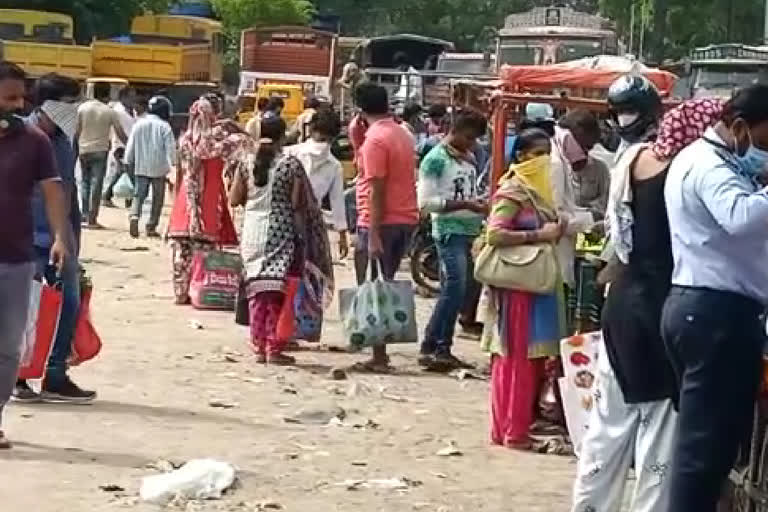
[499,65,678,97]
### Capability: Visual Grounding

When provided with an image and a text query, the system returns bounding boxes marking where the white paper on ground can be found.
[139,459,237,504]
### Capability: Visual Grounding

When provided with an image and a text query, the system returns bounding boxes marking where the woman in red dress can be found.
[167,97,249,304]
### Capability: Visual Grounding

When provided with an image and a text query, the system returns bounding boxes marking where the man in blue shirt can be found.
[662,85,768,511]
[15,74,96,403]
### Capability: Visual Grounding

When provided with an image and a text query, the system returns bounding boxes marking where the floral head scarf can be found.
[652,98,723,159]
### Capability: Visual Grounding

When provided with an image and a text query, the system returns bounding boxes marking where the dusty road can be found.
[0,205,577,512]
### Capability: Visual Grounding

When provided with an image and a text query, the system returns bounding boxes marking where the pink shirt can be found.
[356,118,419,228]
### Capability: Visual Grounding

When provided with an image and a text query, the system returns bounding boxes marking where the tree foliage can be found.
[600,0,766,61]
[210,0,313,34]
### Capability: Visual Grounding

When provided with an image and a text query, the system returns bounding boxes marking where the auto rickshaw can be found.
[257,84,304,126]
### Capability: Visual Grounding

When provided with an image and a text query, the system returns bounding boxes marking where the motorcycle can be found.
[409,215,441,297]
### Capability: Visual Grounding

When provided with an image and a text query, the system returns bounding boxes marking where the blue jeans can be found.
[34,247,80,386]
[422,234,473,356]
[79,151,109,224]
[131,175,166,231]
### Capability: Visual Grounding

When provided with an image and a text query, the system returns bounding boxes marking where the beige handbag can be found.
[473,181,559,294]
[474,241,558,293]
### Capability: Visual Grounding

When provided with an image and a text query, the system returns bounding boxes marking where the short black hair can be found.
[266,96,284,111]
[118,86,134,101]
[134,95,149,111]
[560,108,601,139]
[515,128,551,155]
[722,85,768,127]
[0,61,25,83]
[354,82,388,115]
[34,73,79,106]
[93,82,111,101]
[427,103,447,119]
[305,96,321,110]
[257,97,269,111]
[520,118,556,137]
[393,52,409,67]
[451,109,487,138]
[309,109,341,138]
[402,102,422,122]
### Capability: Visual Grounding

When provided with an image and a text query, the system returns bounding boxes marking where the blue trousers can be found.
[662,286,765,512]
[422,234,473,356]
[34,247,80,386]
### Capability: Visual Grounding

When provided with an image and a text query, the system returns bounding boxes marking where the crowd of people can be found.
[2,54,768,512]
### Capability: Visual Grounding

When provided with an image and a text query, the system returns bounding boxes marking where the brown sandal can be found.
[349,359,392,374]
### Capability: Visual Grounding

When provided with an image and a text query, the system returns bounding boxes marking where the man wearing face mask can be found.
[607,75,663,158]
[284,108,349,259]
[0,62,69,448]
[662,85,768,511]
[550,109,602,288]
[13,73,96,404]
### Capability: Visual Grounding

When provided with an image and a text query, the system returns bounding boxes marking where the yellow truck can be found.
[93,15,223,85]
[91,41,213,84]
[0,9,91,80]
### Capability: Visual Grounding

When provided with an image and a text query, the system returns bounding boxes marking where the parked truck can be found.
[238,26,337,99]
[682,44,768,99]
[0,9,91,80]
[92,14,223,85]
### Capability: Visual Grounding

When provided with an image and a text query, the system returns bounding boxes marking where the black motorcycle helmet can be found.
[148,95,173,122]
[607,75,662,143]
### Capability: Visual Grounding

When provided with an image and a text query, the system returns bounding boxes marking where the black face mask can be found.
[0,109,23,134]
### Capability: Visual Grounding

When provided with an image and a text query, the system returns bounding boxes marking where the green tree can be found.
[599,0,766,61]
[210,0,313,34]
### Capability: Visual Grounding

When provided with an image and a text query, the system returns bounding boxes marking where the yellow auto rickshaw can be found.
[258,84,304,126]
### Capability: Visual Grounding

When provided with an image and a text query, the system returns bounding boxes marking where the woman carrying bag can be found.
[477,128,567,451]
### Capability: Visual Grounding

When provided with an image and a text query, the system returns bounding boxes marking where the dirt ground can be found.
[0,205,579,512]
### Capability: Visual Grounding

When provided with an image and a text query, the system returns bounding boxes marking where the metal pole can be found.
[629,1,635,56]
[639,0,646,61]
[764,0,768,44]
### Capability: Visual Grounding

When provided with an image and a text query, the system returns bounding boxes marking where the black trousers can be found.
[661,286,765,512]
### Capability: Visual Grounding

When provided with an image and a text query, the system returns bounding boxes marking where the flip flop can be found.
[349,360,392,374]
[0,431,12,449]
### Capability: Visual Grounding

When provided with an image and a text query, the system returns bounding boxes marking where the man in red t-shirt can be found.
[352,83,419,372]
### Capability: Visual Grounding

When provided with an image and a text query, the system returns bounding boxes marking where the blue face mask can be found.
[736,129,768,177]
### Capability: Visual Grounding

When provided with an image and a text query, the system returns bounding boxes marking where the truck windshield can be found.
[499,45,539,65]
[695,68,762,89]
[557,39,603,62]
[437,58,489,74]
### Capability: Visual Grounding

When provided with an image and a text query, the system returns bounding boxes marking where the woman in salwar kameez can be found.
[228,117,334,364]
[480,128,567,451]
[166,98,246,304]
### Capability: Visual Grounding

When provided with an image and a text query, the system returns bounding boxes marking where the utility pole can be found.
[629,1,635,56]
[764,0,768,44]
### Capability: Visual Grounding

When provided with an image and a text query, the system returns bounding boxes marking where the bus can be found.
[497,6,619,66]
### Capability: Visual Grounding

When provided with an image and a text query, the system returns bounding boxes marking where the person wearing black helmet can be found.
[607,75,663,152]
[124,95,176,238]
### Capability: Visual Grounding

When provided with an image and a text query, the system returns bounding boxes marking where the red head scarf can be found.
[652,98,723,159]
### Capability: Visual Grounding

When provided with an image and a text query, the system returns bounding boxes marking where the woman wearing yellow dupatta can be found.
[481,128,567,451]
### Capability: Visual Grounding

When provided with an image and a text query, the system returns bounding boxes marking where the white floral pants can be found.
[571,341,677,512]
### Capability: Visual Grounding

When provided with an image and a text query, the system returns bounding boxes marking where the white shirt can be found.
[77,100,119,154]
[110,102,135,150]
[395,66,423,104]
[124,114,176,178]
[284,141,347,231]
[665,127,768,304]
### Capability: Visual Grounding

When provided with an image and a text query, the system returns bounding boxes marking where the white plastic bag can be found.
[113,173,134,199]
[139,459,237,505]
[338,260,418,351]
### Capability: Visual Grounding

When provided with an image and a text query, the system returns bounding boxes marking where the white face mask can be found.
[617,112,640,128]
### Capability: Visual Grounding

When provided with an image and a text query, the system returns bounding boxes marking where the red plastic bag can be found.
[276,277,300,341]
[70,283,102,366]
[18,280,63,380]
[189,250,242,310]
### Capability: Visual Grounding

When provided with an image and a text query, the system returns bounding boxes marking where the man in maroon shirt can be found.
[0,61,68,448]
